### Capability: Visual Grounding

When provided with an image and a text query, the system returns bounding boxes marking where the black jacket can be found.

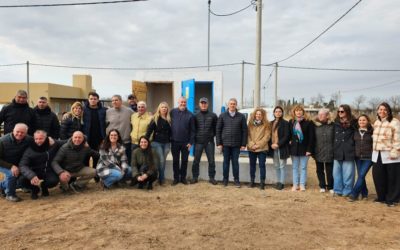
[313,120,334,163]
[60,115,83,140]
[333,119,357,161]
[194,110,218,144]
[0,133,33,168]
[34,106,60,139]
[268,118,290,159]
[170,108,195,144]
[216,111,247,147]
[51,138,99,174]
[289,119,315,156]
[0,99,36,135]
[354,128,373,160]
[146,117,171,144]
[82,101,107,141]
[19,139,65,180]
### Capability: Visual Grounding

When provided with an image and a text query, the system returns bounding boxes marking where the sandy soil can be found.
[1,161,399,250]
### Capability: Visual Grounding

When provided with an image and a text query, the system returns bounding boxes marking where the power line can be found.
[263,67,275,88]
[210,0,255,17]
[341,79,400,93]
[29,62,242,70]
[0,0,146,8]
[278,65,400,72]
[274,0,362,64]
[0,63,26,67]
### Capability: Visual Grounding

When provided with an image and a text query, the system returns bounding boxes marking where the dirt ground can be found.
[1,161,399,250]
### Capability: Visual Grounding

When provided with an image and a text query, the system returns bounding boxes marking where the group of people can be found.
[0,90,399,207]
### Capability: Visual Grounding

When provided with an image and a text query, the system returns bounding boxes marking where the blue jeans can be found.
[333,160,355,196]
[102,167,132,188]
[222,146,240,181]
[351,159,373,198]
[192,142,216,179]
[152,141,170,182]
[273,149,286,184]
[291,156,309,186]
[171,142,190,181]
[248,151,267,181]
[0,167,17,196]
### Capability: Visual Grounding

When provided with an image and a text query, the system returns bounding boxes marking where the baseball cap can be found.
[199,97,208,103]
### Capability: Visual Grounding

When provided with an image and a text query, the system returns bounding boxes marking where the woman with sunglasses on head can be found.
[96,129,131,189]
[332,104,357,197]
[348,114,373,202]
[288,105,315,192]
[372,102,400,207]
[269,106,290,190]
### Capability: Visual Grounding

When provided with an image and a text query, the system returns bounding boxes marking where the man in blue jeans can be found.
[190,97,218,185]
[0,123,33,202]
[216,98,248,187]
[170,97,195,185]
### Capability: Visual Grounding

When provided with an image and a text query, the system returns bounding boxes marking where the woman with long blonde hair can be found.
[145,102,171,185]
[60,101,83,139]
[247,107,271,189]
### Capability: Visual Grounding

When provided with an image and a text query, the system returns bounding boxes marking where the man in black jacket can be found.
[0,123,33,202]
[19,130,63,199]
[33,97,60,139]
[190,97,218,185]
[216,98,247,187]
[170,96,195,185]
[51,131,99,193]
[0,90,36,135]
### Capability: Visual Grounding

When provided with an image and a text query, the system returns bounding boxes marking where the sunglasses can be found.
[338,110,345,113]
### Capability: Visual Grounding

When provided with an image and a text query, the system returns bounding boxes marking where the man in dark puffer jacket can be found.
[33,97,60,139]
[19,130,64,199]
[0,90,36,135]
[190,97,218,185]
[52,131,99,193]
[216,98,247,187]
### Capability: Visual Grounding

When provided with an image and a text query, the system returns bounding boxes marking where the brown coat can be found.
[247,122,271,152]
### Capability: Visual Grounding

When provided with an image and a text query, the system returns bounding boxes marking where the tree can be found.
[353,95,366,114]
[330,92,340,109]
[368,97,382,112]
[389,95,400,112]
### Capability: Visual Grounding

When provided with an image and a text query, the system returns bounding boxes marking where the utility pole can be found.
[241,60,245,108]
[274,63,278,106]
[254,0,262,107]
[207,0,211,71]
[26,61,30,102]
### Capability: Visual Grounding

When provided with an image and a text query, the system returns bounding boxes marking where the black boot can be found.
[147,181,153,190]
[260,179,265,190]
[248,179,256,188]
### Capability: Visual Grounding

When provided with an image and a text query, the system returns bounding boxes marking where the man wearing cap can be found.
[190,97,218,185]
[128,94,138,112]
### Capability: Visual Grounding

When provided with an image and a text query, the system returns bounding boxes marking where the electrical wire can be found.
[274,0,362,64]
[278,65,400,72]
[262,67,275,88]
[341,79,400,93]
[0,63,26,67]
[0,0,146,8]
[210,0,255,17]
[29,62,242,70]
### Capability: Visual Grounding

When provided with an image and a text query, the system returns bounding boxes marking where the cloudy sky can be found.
[0,0,399,107]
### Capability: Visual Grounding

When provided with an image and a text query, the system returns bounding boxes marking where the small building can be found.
[132,71,223,114]
[0,75,94,119]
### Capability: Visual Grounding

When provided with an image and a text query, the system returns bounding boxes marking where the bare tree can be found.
[389,95,400,112]
[368,97,382,111]
[330,92,340,108]
[353,95,366,114]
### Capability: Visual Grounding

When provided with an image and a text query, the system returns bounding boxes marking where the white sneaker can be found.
[319,188,326,193]
[329,189,334,194]
[300,185,306,191]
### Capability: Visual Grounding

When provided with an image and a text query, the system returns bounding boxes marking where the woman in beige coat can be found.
[247,107,271,189]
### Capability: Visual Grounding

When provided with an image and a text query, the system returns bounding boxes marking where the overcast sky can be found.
[0,0,399,107]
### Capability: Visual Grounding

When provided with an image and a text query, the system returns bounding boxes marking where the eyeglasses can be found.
[338,110,345,113]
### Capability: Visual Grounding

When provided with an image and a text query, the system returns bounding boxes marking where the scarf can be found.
[253,119,262,126]
[293,117,304,143]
